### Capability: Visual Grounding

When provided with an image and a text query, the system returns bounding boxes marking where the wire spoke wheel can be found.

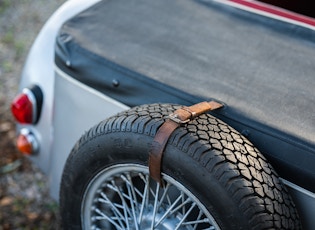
[82,164,220,230]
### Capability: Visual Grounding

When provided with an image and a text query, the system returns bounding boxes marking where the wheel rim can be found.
[82,164,220,230]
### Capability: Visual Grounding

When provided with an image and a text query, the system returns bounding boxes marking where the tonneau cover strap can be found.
[149,101,223,186]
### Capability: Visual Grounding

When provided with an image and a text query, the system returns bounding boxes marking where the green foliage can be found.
[2,61,12,73]
[2,30,14,44]
[14,40,25,60]
[0,0,11,14]
[1,30,26,61]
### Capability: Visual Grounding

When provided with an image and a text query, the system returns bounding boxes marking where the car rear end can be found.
[11,0,315,228]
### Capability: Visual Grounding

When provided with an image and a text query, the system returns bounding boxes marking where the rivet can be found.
[241,129,250,137]
[112,79,120,87]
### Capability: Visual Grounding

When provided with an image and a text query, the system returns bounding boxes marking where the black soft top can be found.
[55,0,315,191]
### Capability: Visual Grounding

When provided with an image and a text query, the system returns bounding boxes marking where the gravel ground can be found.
[0,1,64,229]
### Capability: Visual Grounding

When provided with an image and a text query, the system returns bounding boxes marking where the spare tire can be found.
[60,103,301,229]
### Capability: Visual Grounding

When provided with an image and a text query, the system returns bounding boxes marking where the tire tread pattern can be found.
[64,103,301,229]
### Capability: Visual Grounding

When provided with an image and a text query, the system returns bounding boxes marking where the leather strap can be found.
[149,101,223,185]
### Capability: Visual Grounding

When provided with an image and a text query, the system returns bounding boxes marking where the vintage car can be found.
[11,0,315,229]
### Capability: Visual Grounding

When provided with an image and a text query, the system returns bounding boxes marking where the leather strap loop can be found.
[149,101,223,185]
[149,119,179,185]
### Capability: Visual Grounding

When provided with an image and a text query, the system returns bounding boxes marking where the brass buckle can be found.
[168,113,190,124]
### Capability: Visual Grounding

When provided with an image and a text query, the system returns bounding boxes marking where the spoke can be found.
[98,197,124,210]
[138,173,150,224]
[166,193,172,206]
[106,183,132,217]
[111,209,125,229]
[150,182,160,230]
[110,180,131,229]
[121,173,144,202]
[154,193,184,227]
[99,192,125,227]
[182,192,186,214]
[157,182,171,209]
[169,197,191,215]
[182,218,210,225]
[106,183,135,208]
[94,208,123,230]
[139,174,157,201]
[175,203,196,230]
[193,210,203,230]
[204,227,216,230]
[124,174,140,230]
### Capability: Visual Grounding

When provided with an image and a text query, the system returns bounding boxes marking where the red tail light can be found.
[11,91,34,124]
[11,85,43,124]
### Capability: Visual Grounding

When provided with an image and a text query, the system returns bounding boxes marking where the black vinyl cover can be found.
[55,0,315,192]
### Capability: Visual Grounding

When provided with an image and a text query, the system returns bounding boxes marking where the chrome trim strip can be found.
[22,88,37,124]
[281,178,315,198]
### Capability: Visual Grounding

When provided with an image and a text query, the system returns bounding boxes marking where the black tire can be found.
[60,103,301,229]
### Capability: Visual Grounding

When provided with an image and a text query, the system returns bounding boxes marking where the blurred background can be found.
[0,1,64,229]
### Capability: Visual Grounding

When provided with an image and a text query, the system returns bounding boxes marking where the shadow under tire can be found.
[60,103,301,229]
